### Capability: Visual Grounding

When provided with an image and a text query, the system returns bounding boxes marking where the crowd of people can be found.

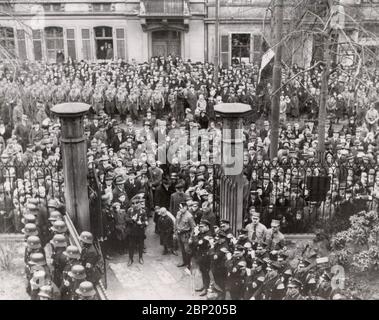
[0,55,379,300]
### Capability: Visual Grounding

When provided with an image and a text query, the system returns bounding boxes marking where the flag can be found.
[258,48,275,84]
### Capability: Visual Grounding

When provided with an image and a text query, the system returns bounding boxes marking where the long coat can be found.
[158,215,174,247]
[154,184,171,209]
[169,191,187,217]
[114,209,128,241]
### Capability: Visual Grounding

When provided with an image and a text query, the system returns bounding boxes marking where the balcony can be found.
[140,0,190,17]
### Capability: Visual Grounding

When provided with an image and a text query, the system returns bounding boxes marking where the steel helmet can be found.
[27,235,42,250]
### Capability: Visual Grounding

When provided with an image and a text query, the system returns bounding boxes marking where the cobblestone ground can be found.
[106,219,205,300]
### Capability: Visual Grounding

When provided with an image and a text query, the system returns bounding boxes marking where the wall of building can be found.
[2,0,379,65]
[126,18,148,63]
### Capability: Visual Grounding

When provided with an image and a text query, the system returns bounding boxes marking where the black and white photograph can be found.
[1,0,379,304]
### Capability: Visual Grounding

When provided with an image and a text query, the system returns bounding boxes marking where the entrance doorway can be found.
[152,30,181,58]
[94,26,113,60]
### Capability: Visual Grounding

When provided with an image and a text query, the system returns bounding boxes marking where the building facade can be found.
[1,0,379,67]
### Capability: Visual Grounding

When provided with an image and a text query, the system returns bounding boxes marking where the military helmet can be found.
[75,281,96,297]
[68,265,86,280]
[29,252,46,266]
[22,223,38,236]
[51,220,67,233]
[63,245,81,259]
[48,210,63,222]
[38,285,53,299]
[26,203,39,212]
[50,234,67,248]
[22,214,36,225]
[27,235,41,249]
[47,199,59,209]
[79,231,94,244]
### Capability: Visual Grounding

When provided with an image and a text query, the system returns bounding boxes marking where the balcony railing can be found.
[141,0,189,16]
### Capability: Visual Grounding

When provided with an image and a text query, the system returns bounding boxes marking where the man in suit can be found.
[148,161,163,191]
[125,172,142,200]
[111,127,127,153]
[154,176,172,209]
[169,180,188,218]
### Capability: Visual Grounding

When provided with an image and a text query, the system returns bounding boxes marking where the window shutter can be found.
[220,35,230,68]
[67,28,76,60]
[17,29,27,60]
[116,28,125,60]
[32,29,43,61]
[81,28,91,61]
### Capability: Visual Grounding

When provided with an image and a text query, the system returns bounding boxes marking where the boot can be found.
[199,289,208,297]
[128,259,133,266]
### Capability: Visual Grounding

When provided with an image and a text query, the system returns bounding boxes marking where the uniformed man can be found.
[293,258,313,285]
[50,220,70,244]
[315,271,333,299]
[126,195,148,265]
[210,230,230,299]
[50,234,67,288]
[61,265,87,300]
[245,211,267,248]
[225,246,247,300]
[75,281,97,300]
[61,245,82,285]
[190,219,212,296]
[244,258,265,300]
[264,219,286,254]
[283,278,307,300]
[26,252,50,296]
[21,223,39,240]
[220,219,233,236]
[79,231,102,284]
[24,235,46,265]
[29,270,47,300]
[174,201,196,269]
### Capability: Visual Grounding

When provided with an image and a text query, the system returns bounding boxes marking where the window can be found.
[17,30,27,60]
[94,26,113,60]
[0,27,15,59]
[220,35,230,68]
[82,28,92,60]
[92,3,111,12]
[33,29,43,61]
[45,27,64,63]
[95,26,112,38]
[116,28,125,60]
[43,3,64,12]
[231,34,250,65]
[66,29,76,61]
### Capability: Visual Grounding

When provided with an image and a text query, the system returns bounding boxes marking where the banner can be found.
[258,48,275,83]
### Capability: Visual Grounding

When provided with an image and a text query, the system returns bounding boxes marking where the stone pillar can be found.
[214,103,252,234]
[51,103,91,232]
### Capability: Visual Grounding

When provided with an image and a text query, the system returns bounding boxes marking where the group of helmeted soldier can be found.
[22,197,101,300]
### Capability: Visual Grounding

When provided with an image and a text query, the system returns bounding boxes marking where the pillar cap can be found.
[51,103,91,117]
[214,103,252,118]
